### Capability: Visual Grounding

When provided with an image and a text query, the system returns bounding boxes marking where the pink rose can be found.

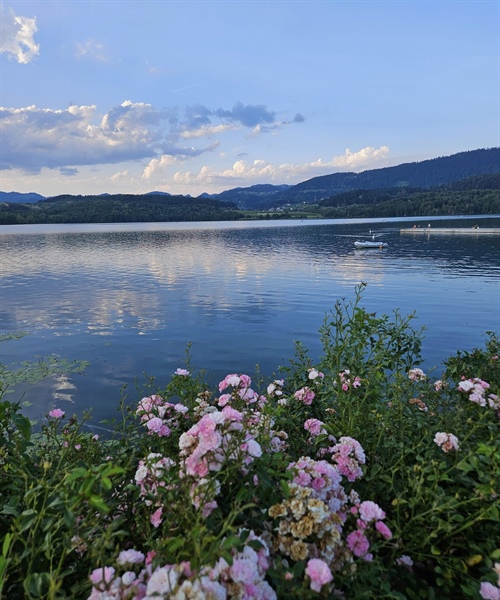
[347,530,370,557]
[375,520,393,539]
[48,408,65,419]
[358,500,386,522]
[90,566,115,586]
[150,507,163,528]
[305,558,333,592]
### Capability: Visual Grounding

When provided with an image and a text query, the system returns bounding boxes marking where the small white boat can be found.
[354,240,388,249]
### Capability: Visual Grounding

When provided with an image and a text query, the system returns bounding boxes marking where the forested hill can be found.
[0,194,242,225]
[228,147,500,208]
[316,173,500,219]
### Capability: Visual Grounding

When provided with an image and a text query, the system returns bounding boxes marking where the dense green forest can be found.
[314,174,500,218]
[271,147,500,206]
[0,194,242,225]
[315,188,500,219]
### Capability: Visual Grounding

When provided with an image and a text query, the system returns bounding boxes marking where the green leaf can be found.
[67,467,88,481]
[2,533,12,557]
[89,495,110,513]
[18,509,38,532]
[165,537,185,553]
[101,476,112,491]
[24,572,51,598]
[280,479,290,499]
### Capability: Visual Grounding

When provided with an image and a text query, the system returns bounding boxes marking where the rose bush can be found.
[0,285,498,599]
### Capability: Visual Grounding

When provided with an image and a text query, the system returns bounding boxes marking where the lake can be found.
[1,214,499,429]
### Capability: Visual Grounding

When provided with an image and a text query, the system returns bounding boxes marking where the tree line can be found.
[0,194,242,225]
[0,185,499,225]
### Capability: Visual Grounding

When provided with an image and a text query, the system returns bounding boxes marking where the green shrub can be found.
[0,285,498,599]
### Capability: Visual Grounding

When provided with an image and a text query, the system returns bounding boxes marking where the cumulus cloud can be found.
[329,146,390,169]
[167,146,390,191]
[0,4,40,64]
[1,99,301,173]
[0,102,161,172]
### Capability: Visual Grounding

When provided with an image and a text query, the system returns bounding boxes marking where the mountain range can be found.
[1,147,499,210]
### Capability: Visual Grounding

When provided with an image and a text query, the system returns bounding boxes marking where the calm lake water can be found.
[1,214,499,428]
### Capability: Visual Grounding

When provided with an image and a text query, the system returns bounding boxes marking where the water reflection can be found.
[0,215,498,424]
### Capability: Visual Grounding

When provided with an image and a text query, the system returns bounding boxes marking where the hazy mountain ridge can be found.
[0,191,45,203]
[1,147,498,209]
[202,147,500,208]
[266,147,500,208]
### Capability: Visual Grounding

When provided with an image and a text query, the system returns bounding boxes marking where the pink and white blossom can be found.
[434,431,460,453]
[305,558,333,592]
[358,500,386,522]
[480,582,500,600]
[48,408,65,419]
[294,387,315,405]
[408,368,426,381]
[174,368,190,376]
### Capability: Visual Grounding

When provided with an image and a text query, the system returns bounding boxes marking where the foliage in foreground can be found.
[0,286,499,599]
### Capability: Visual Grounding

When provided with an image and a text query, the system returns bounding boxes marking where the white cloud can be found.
[1,100,298,174]
[0,102,161,172]
[75,39,109,63]
[330,146,390,169]
[142,155,178,180]
[181,124,237,140]
[0,4,40,64]
[111,170,130,182]
[166,146,390,192]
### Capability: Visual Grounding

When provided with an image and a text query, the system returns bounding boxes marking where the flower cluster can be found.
[134,453,175,525]
[337,369,362,391]
[307,368,324,381]
[293,387,315,405]
[136,395,189,437]
[178,406,262,515]
[408,368,427,382]
[218,373,266,409]
[304,418,328,438]
[269,482,344,565]
[268,454,391,576]
[88,559,147,600]
[347,500,393,561]
[433,431,460,453]
[327,436,366,482]
[458,377,499,412]
[267,379,285,398]
[408,396,428,412]
[87,532,275,600]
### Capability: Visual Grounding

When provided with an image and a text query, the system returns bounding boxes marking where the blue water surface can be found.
[1,214,499,427]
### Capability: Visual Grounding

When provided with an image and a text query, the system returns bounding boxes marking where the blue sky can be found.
[1,1,499,197]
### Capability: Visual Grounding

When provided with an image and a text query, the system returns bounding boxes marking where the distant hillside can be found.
[211,147,499,209]
[0,191,45,204]
[0,194,241,225]
[204,184,291,210]
[2,147,499,213]
[442,173,500,191]
[315,170,500,219]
